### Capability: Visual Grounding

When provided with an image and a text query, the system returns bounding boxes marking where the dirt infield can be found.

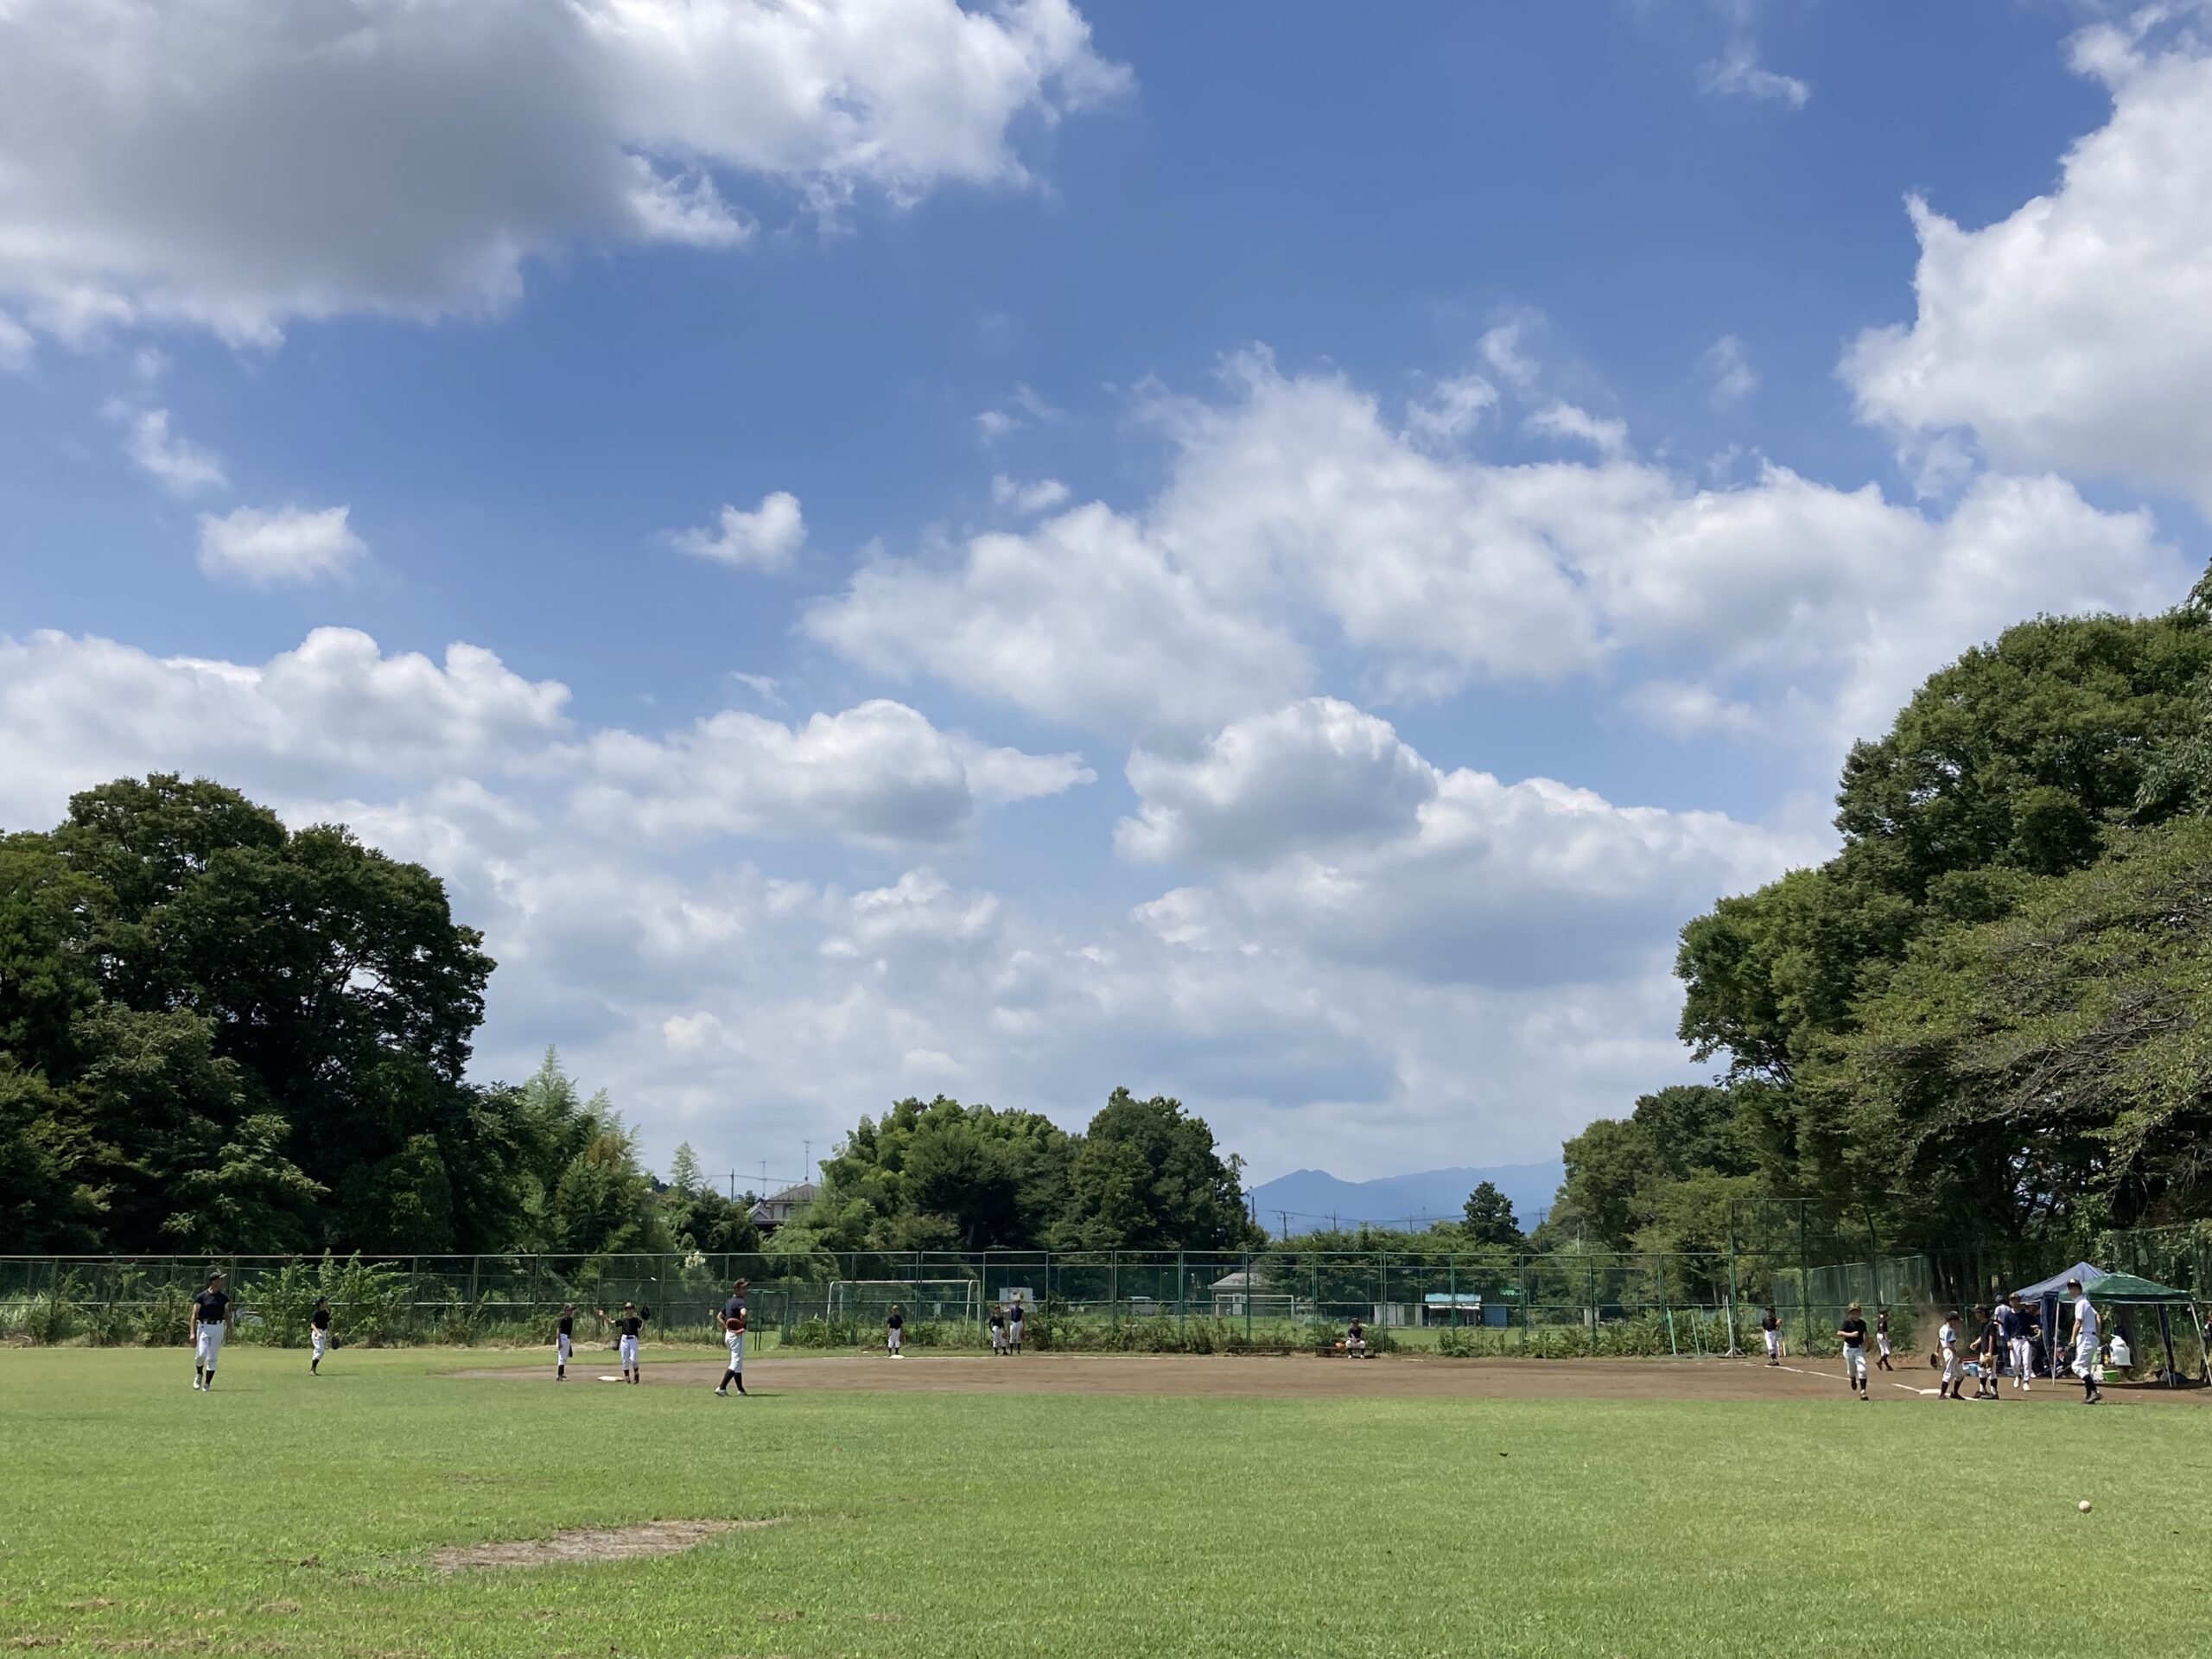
[457,1351,2205,1405]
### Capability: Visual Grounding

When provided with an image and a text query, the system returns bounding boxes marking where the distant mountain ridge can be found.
[1248,1161,1565,1237]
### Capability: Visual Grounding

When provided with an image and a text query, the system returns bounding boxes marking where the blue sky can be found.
[4,1,2210,1186]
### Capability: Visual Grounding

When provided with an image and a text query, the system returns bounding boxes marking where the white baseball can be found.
[2078,1500,2092,1513]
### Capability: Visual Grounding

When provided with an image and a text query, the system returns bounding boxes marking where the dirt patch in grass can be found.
[431,1517,784,1572]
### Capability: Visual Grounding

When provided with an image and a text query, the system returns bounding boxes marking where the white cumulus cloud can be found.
[197,505,366,585]
[1119,699,1438,865]
[673,490,806,570]
[1844,22,2212,513]
[1119,696,1801,988]
[809,351,2185,751]
[0,0,1127,342]
[570,699,1090,848]
[116,406,226,495]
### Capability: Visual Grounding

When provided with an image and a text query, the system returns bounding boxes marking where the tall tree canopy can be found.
[0,777,664,1254]
[1562,571,2212,1256]
[779,1089,1262,1254]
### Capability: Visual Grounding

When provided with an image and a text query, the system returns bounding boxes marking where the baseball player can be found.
[1007,1300,1025,1353]
[1874,1307,1893,1371]
[598,1301,647,1384]
[2065,1278,2102,1405]
[554,1303,575,1380]
[309,1296,332,1375]
[887,1305,905,1358]
[190,1272,233,1392]
[1836,1302,1869,1400]
[715,1281,748,1397]
[1759,1306,1782,1366]
[1974,1306,2002,1398]
[1936,1309,1961,1400]
[2007,1295,2037,1392]
[989,1306,1008,1354]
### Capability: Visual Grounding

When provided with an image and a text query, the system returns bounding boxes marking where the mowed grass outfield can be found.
[4,1348,2209,1659]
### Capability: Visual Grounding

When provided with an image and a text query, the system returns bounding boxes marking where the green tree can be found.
[1460,1180,1522,1249]
[1841,818,2212,1237]
[667,1142,704,1196]
[158,1112,326,1252]
[1055,1088,1262,1251]
[15,776,500,1252]
[0,1058,101,1249]
[783,1096,1074,1251]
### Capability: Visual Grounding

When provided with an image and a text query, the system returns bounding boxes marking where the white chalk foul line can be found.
[1769,1360,1940,1395]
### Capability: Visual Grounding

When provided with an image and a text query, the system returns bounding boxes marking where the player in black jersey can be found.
[596,1301,647,1383]
[1835,1302,1869,1399]
[715,1284,748,1396]
[310,1297,332,1374]
[555,1303,575,1380]
[191,1273,232,1392]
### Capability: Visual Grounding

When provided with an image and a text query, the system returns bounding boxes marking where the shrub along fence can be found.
[0,1245,1956,1357]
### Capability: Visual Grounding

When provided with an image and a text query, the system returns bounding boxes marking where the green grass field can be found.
[3,1346,2205,1658]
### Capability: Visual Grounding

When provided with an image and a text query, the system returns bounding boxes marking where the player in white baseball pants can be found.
[190,1272,233,1392]
[2067,1280,2102,1404]
[715,1288,748,1397]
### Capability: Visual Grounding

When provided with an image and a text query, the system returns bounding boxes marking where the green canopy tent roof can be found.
[2084,1273,2207,1386]
[2076,1271,2193,1302]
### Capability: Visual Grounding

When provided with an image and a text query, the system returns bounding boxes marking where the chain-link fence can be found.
[0,1243,1953,1358]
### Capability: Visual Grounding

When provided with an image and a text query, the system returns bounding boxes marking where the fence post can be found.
[1797,1202,1810,1357]
[1243,1252,1252,1342]
[1586,1257,1597,1355]
[981,1250,989,1332]
[1725,1205,1740,1356]
[1177,1250,1185,1332]
[1449,1255,1457,1333]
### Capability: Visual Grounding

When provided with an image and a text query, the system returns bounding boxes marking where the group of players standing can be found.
[1932,1277,2107,1405]
[548,1282,751,1393]
[1751,1278,2114,1405]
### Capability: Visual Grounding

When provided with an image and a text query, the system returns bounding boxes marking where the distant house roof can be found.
[747,1180,818,1226]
